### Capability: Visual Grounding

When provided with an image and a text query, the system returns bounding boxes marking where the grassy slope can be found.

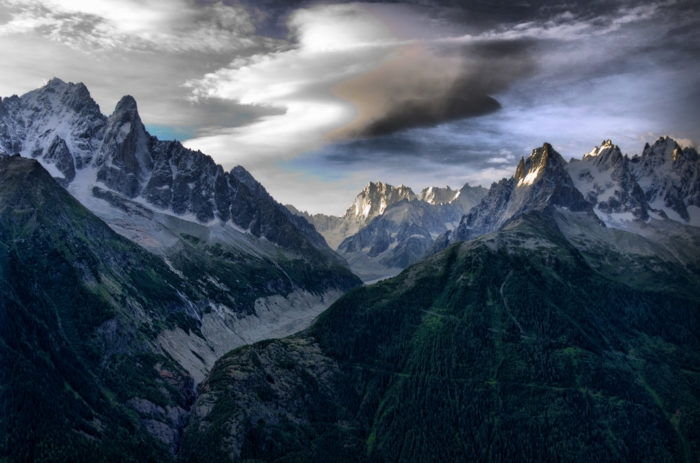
[169,233,359,317]
[183,212,700,462]
[0,155,360,462]
[0,157,196,462]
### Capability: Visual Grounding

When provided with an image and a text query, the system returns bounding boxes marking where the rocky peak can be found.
[104,95,146,140]
[96,95,152,197]
[0,78,105,169]
[583,139,624,167]
[112,94,139,117]
[46,76,66,87]
[1,80,347,260]
[420,186,458,205]
[515,143,567,187]
[346,181,417,221]
[231,165,262,192]
[649,137,698,167]
[645,136,679,155]
[629,136,700,223]
[42,77,71,95]
[631,137,692,175]
[450,183,489,213]
[34,77,100,115]
[635,137,686,170]
[443,143,592,246]
[365,181,414,197]
[567,140,650,224]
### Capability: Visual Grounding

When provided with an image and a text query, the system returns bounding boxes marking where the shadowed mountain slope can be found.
[180,207,700,462]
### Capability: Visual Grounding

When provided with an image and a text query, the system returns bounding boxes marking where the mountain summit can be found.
[0,78,340,254]
[419,185,458,205]
[443,143,592,245]
[0,78,361,397]
[567,137,700,226]
[350,181,417,221]
[289,180,487,279]
[631,136,699,222]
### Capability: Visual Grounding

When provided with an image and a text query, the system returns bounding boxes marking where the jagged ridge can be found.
[0,78,334,258]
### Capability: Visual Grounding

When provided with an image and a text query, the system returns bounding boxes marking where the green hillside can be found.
[182,211,700,462]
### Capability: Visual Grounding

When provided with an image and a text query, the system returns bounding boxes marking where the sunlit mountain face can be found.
[0,1,699,462]
[0,0,697,213]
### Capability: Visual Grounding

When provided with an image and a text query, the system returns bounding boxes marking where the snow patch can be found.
[517,166,541,186]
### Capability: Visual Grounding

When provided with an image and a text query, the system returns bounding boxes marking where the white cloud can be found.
[182,1,674,172]
[0,0,695,214]
[476,2,663,42]
[673,138,696,149]
[182,3,531,167]
[182,5,399,166]
[182,4,403,166]
[0,0,269,52]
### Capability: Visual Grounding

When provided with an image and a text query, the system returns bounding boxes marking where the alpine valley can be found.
[1,79,699,463]
[0,79,360,461]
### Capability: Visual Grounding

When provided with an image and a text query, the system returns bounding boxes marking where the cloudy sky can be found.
[0,0,698,214]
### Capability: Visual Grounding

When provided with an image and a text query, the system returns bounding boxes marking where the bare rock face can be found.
[0,78,337,256]
[44,135,76,183]
[97,95,153,197]
[630,136,700,223]
[179,337,354,462]
[444,143,593,246]
[289,181,487,280]
[567,140,649,222]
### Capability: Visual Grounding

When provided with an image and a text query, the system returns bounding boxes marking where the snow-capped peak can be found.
[584,139,616,159]
[640,136,684,163]
[347,181,417,221]
[580,140,626,171]
[419,185,459,205]
[0,78,106,174]
[629,136,700,224]
[515,143,566,187]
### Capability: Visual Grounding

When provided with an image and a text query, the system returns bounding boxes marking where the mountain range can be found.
[0,79,360,380]
[0,79,360,460]
[288,181,487,280]
[291,137,700,282]
[0,79,699,462]
[181,140,700,462]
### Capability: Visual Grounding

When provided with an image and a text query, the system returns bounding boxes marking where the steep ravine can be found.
[0,154,359,461]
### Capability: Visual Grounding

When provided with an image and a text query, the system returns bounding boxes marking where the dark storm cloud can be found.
[315,118,519,168]
[357,94,500,137]
[335,38,535,138]
[4,0,696,213]
[211,0,700,141]
[313,134,497,166]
